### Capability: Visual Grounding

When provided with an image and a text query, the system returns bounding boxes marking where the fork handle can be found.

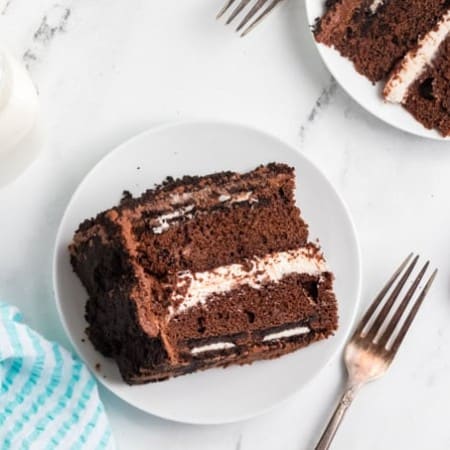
[315,382,361,450]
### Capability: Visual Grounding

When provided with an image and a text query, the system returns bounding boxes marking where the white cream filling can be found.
[384,10,450,103]
[152,204,195,234]
[170,192,194,205]
[228,191,256,204]
[262,326,311,342]
[218,194,231,202]
[190,326,311,354]
[190,342,235,354]
[369,0,384,14]
[152,191,257,234]
[168,247,326,316]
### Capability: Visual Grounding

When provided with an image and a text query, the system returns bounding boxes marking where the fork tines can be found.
[217,0,283,37]
[354,253,437,357]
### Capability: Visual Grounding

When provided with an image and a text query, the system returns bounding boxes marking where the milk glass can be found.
[0,47,40,186]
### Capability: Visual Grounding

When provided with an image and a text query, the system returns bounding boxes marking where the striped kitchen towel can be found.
[0,302,115,449]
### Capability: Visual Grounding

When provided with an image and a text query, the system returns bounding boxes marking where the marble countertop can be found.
[1,0,449,449]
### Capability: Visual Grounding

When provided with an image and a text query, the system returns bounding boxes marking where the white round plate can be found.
[305,0,447,141]
[53,121,361,424]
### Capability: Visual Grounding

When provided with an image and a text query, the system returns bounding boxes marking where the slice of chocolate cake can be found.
[315,0,449,83]
[69,163,338,384]
[384,10,450,136]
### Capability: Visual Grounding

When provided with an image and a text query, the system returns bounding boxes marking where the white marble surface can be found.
[0,1,449,449]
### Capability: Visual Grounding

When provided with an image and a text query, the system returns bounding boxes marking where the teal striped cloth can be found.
[0,302,115,449]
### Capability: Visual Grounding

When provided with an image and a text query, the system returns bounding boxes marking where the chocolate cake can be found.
[314,0,450,136]
[315,0,449,83]
[384,11,450,136]
[69,163,338,384]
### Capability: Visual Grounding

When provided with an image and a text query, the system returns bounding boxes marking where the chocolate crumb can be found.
[121,190,133,202]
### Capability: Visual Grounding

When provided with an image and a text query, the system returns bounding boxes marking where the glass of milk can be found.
[0,46,40,186]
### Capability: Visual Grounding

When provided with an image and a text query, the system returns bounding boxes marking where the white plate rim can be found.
[304,0,449,142]
[52,119,362,424]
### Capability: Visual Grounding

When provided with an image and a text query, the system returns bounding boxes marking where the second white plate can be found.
[53,121,361,424]
[305,0,447,141]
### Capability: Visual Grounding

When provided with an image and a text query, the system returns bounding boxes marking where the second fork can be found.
[217,0,284,37]
[315,254,437,450]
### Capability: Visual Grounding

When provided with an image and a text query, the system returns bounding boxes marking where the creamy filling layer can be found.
[151,190,257,234]
[168,247,326,316]
[369,0,384,14]
[262,326,311,342]
[190,342,236,354]
[384,10,450,103]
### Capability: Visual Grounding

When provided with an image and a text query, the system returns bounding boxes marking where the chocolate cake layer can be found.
[124,326,332,384]
[69,163,339,384]
[134,189,308,276]
[166,269,337,360]
[315,0,449,83]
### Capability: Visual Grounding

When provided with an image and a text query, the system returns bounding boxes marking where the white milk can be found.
[0,48,38,156]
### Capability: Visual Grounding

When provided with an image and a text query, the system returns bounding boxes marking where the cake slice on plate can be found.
[384,10,450,137]
[69,163,338,384]
[314,0,449,83]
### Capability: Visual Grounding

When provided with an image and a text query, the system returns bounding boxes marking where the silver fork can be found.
[217,0,285,37]
[315,254,438,450]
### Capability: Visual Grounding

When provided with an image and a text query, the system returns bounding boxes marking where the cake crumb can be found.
[121,190,133,203]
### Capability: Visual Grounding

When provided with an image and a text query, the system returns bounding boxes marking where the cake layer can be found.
[315,0,449,82]
[402,50,450,136]
[134,194,308,277]
[120,322,333,384]
[163,269,337,364]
